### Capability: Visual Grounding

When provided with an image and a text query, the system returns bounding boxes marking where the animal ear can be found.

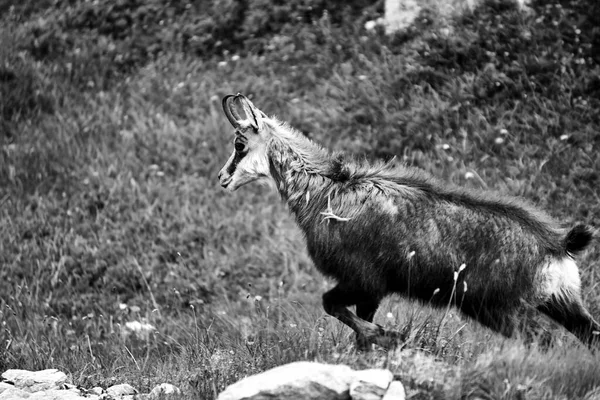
[222,94,243,129]
[235,94,265,132]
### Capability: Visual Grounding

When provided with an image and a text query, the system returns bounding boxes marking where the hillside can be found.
[1,0,600,398]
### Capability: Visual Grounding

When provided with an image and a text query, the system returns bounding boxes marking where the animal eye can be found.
[234,141,245,152]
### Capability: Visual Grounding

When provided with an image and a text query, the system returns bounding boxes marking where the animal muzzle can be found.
[217,169,232,188]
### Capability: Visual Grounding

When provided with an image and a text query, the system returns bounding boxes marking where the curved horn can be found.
[222,95,243,128]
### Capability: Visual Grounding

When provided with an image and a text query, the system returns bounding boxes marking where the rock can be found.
[106,383,137,397]
[0,382,15,395]
[349,369,393,400]
[383,0,421,34]
[217,362,358,400]
[1,369,67,392]
[0,387,31,399]
[382,0,531,35]
[217,362,398,400]
[89,387,104,395]
[28,389,85,400]
[382,381,406,400]
[149,383,181,398]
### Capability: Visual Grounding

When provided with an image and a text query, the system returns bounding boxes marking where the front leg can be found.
[323,285,402,349]
[355,300,379,350]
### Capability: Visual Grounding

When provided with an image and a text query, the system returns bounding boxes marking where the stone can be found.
[383,0,421,34]
[349,369,393,400]
[0,382,14,395]
[1,369,67,392]
[28,389,85,400]
[149,383,181,398]
[381,0,531,35]
[106,383,137,397]
[0,387,31,399]
[217,361,358,400]
[382,381,406,400]
[89,387,104,395]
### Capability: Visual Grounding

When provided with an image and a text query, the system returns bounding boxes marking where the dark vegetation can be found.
[1,0,600,398]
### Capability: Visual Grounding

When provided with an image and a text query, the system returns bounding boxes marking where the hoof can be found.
[355,334,373,352]
[368,327,405,350]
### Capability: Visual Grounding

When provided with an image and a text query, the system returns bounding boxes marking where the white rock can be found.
[106,383,137,397]
[382,381,406,400]
[0,387,31,399]
[90,387,104,395]
[383,0,421,34]
[217,362,357,400]
[1,369,67,392]
[350,369,393,400]
[28,389,84,400]
[0,383,14,395]
[149,383,181,398]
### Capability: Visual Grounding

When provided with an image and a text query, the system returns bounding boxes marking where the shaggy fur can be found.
[218,94,600,350]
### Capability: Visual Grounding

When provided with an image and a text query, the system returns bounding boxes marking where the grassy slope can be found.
[1,0,600,398]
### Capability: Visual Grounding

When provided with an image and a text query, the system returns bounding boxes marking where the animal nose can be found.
[218,170,223,180]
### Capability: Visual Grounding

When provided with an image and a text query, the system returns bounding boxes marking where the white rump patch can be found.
[538,257,582,303]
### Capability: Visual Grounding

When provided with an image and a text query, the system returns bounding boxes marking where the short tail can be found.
[565,224,595,255]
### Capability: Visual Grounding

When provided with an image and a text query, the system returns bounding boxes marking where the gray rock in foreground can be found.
[1,369,180,400]
[350,369,394,400]
[382,381,406,400]
[1,369,67,392]
[106,383,138,397]
[217,361,404,400]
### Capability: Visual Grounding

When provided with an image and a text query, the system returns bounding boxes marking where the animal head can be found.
[218,94,273,191]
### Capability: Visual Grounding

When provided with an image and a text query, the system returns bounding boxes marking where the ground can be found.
[1,0,600,398]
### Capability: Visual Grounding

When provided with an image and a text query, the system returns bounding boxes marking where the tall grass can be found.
[2,0,600,398]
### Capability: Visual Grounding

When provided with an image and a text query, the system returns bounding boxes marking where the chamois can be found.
[217,93,600,350]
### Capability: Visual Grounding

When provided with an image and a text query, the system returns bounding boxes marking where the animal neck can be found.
[266,123,341,221]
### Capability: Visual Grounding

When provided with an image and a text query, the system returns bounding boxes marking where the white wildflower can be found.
[364,20,377,31]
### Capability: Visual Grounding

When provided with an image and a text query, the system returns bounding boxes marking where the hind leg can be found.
[355,299,380,350]
[536,257,600,349]
[537,295,600,349]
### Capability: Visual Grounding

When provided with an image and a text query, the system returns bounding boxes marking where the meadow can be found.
[1,0,600,398]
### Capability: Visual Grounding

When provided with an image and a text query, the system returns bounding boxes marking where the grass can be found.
[1,0,600,398]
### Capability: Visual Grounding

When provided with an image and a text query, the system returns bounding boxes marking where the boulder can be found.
[89,387,104,395]
[217,361,401,400]
[1,369,67,392]
[217,362,357,400]
[382,381,406,400]
[0,387,31,399]
[28,389,86,400]
[0,382,15,395]
[349,369,393,400]
[381,0,531,35]
[383,0,421,34]
[149,383,181,398]
[106,383,138,397]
